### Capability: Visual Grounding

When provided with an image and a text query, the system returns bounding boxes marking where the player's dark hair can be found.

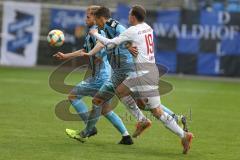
[94,6,111,19]
[131,5,146,22]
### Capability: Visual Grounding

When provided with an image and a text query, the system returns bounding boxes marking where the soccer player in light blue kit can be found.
[78,6,187,141]
[53,5,133,145]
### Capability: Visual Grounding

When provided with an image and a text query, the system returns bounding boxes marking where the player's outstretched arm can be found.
[53,49,85,60]
[83,42,105,56]
[90,29,131,49]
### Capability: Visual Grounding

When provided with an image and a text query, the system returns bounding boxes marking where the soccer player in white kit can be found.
[90,5,193,154]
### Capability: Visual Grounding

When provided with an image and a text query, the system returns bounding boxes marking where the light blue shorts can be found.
[71,77,108,98]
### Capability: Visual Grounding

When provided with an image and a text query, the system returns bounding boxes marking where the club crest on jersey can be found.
[107,18,119,29]
[7,11,34,56]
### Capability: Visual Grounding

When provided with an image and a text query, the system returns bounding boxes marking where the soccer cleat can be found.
[66,127,97,138]
[65,128,86,143]
[180,116,189,132]
[118,135,134,145]
[75,131,88,143]
[65,128,80,139]
[181,132,194,154]
[65,129,89,143]
[175,115,189,132]
[132,119,152,138]
[87,127,98,138]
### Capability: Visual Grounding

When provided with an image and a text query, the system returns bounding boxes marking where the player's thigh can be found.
[115,82,132,98]
[70,81,99,99]
[101,99,113,115]
[144,96,161,110]
[132,86,162,111]
[124,62,160,92]
[93,81,115,106]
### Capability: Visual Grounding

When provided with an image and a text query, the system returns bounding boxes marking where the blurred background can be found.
[0,1,240,159]
[0,0,240,76]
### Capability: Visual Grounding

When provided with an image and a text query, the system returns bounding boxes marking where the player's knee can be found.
[136,99,147,110]
[151,107,163,118]
[115,89,122,98]
[101,107,111,115]
[92,97,103,106]
[136,99,145,110]
[116,88,127,98]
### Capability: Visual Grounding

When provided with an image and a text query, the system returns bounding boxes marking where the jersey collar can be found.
[88,25,97,31]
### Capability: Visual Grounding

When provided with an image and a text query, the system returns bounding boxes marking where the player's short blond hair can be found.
[87,5,100,15]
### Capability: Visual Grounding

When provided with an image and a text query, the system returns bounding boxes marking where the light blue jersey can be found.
[103,18,135,87]
[72,25,111,97]
[83,25,111,82]
[104,18,134,70]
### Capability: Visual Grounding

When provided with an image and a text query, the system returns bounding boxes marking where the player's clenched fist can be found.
[89,29,98,35]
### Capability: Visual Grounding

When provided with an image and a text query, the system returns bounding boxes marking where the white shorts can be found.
[123,63,161,110]
[142,96,161,110]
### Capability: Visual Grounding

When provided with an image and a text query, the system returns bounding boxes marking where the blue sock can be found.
[70,98,88,124]
[105,111,128,136]
[161,104,174,115]
[161,104,178,121]
[85,104,101,133]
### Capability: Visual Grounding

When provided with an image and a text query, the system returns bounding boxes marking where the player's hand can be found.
[80,49,86,52]
[53,52,68,60]
[89,29,98,35]
[94,56,103,64]
[79,51,87,57]
[128,46,138,57]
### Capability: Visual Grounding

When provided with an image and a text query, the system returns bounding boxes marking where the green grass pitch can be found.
[0,66,239,160]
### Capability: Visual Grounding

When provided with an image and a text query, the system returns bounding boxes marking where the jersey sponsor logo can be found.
[106,18,119,29]
[111,21,117,28]
[138,28,152,35]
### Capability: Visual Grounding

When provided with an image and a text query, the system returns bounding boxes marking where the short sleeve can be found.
[111,26,136,44]
[115,24,126,35]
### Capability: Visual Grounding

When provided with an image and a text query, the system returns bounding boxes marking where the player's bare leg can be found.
[136,99,188,132]
[150,106,193,154]
[79,90,134,145]
[131,87,193,153]
[66,91,98,140]
[116,83,152,138]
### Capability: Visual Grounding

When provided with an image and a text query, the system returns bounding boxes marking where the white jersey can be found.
[120,22,155,64]
[93,22,155,64]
